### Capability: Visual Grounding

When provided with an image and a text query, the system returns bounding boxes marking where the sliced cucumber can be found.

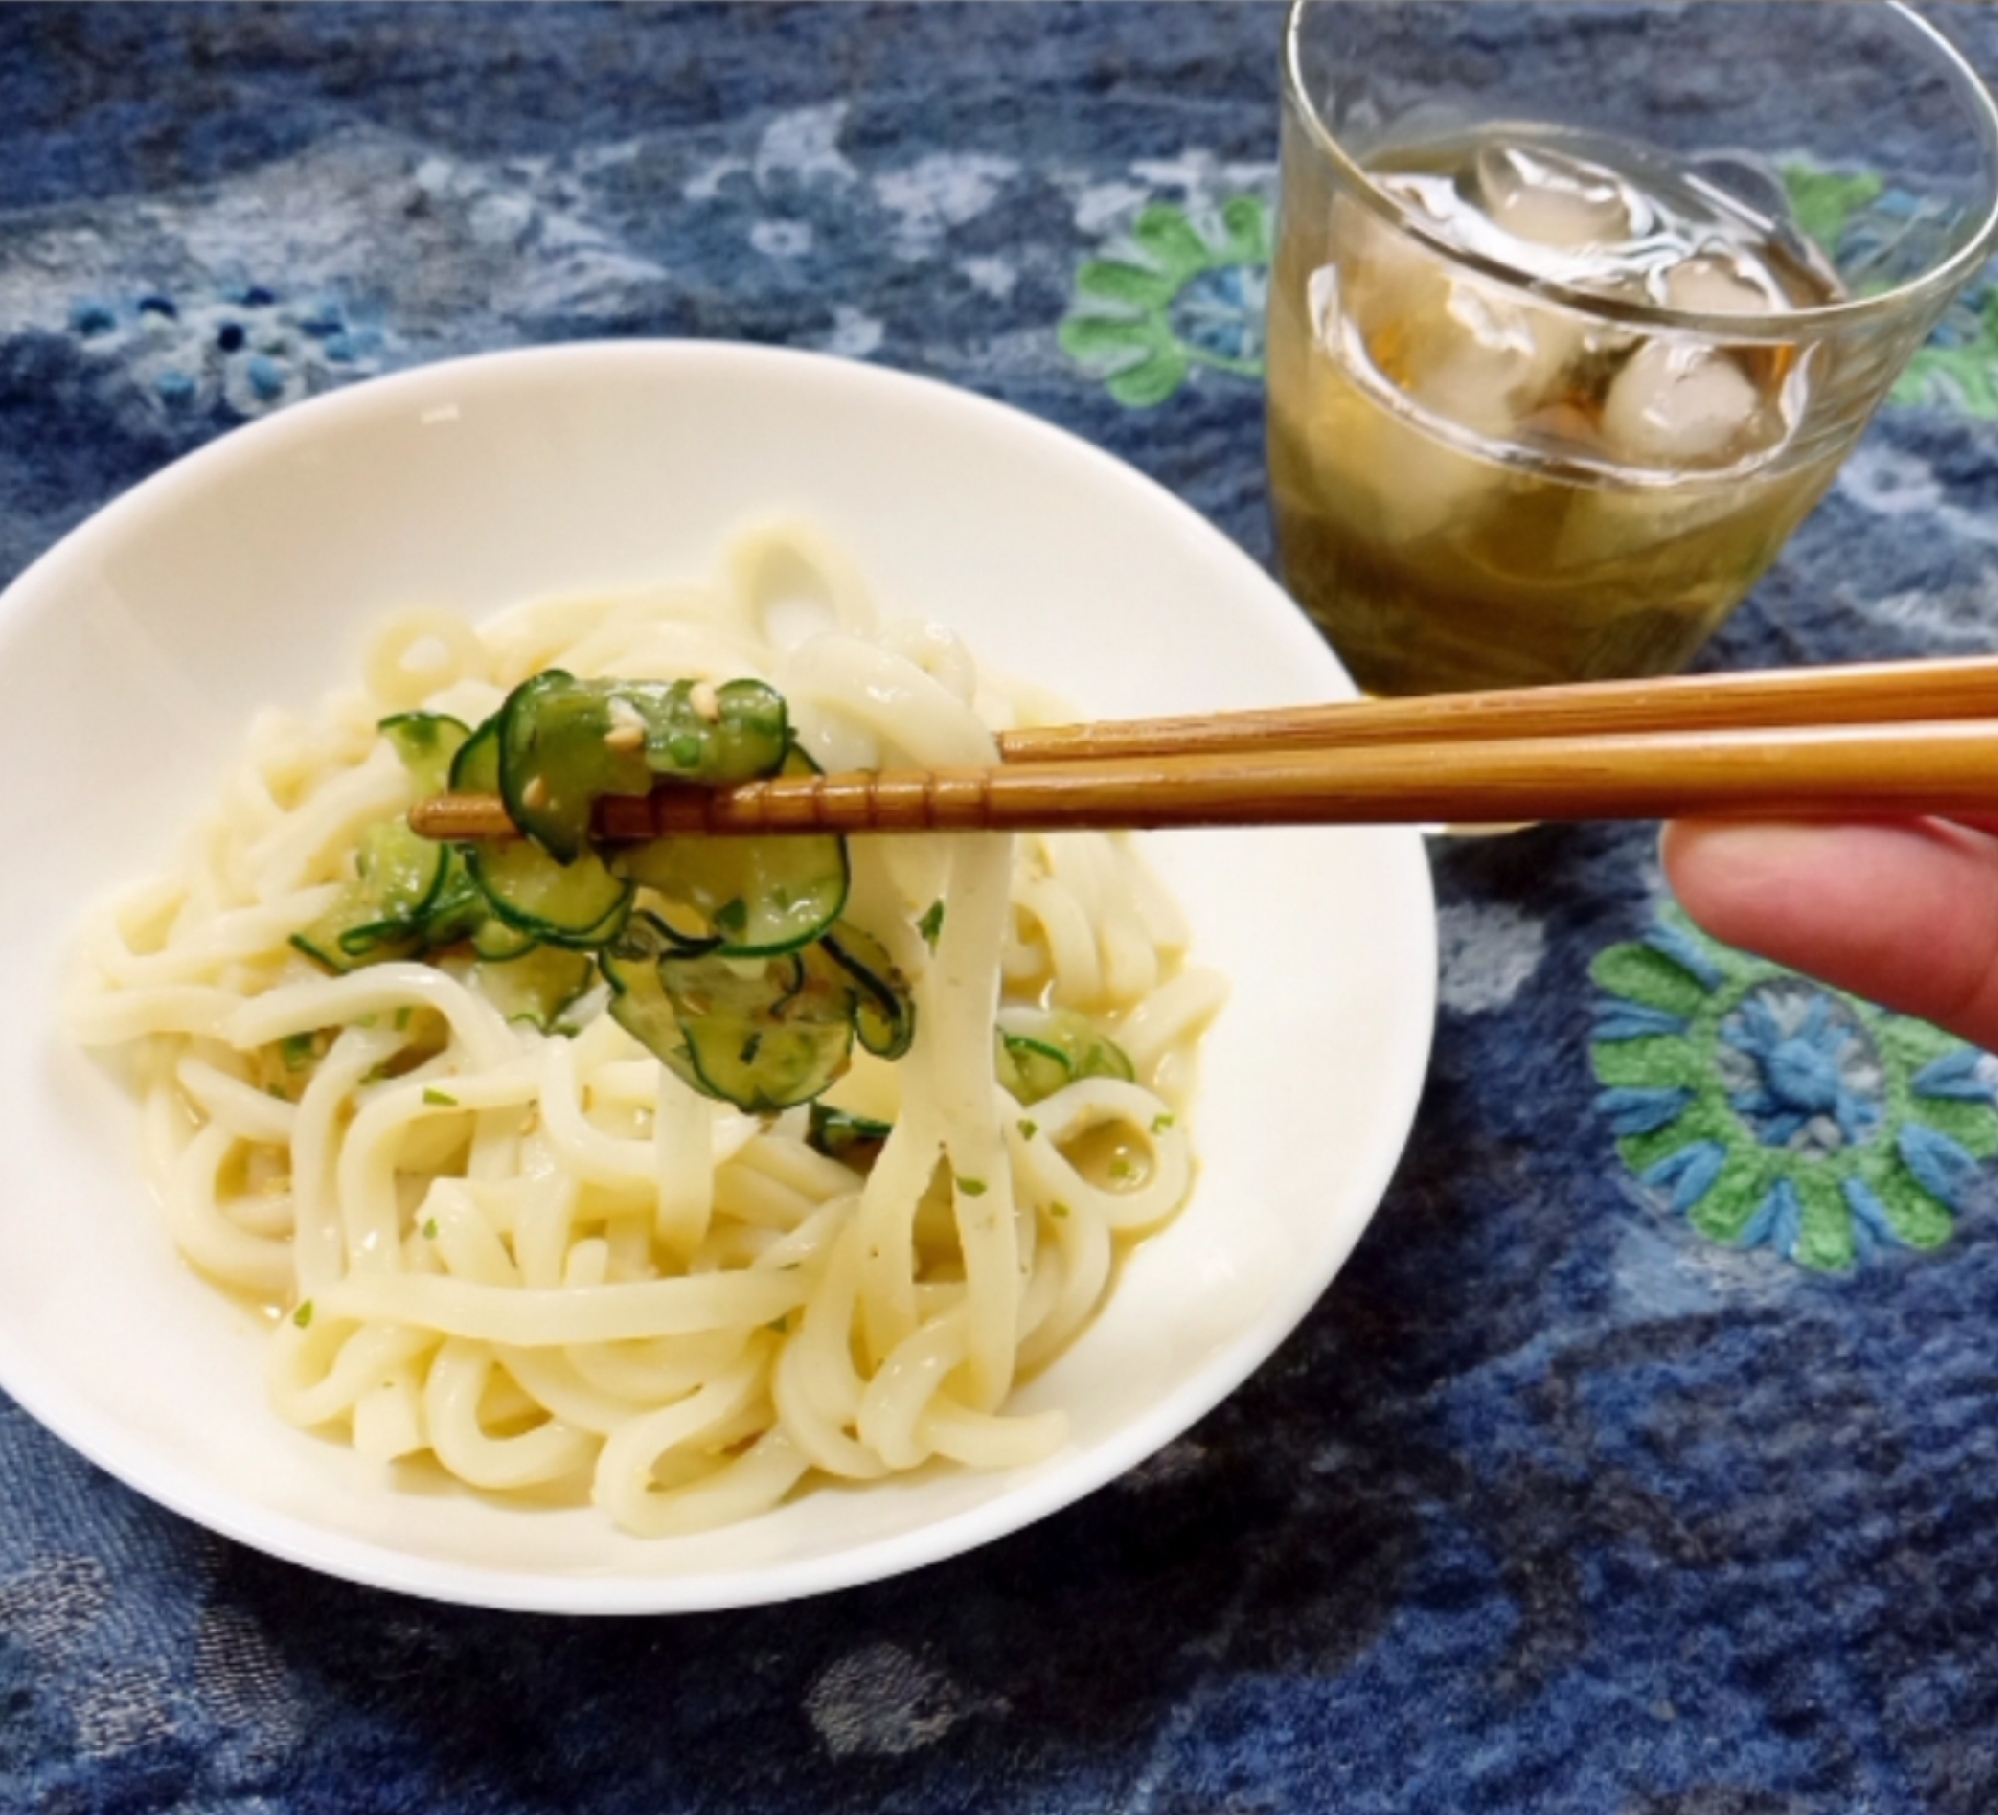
[671,953,854,1113]
[496,674,791,863]
[473,944,596,1030]
[499,671,651,862]
[358,818,448,919]
[632,677,789,784]
[616,831,849,956]
[470,913,540,961]
[614,750,847,956]
[290,817,445,972]
[637,891,724,957]
[807,1103,893,1164]
[601,910,677,993]
[603,912,700,1090]
[995,1031,1071,1106]
[819,922,916,1060]
[468,837,632,948]
[450,716,502,794]
[341,675,920,1113]
[378,712,470,798]
[606,933,856,1113]
[290,896,420,973]
[1027,1008,1136,1083]
[417,847,487,949]
[996,1009,1135,1106]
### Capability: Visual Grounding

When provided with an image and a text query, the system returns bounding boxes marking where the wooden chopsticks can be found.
[407,654,1998,840]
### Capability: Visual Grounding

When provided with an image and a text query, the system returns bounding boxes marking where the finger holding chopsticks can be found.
[1663,813,1998,1054]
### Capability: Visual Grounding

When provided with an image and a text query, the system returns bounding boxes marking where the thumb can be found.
[1660,817,1998,1051]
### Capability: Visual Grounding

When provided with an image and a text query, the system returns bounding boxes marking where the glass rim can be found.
[1280,0,1998,342]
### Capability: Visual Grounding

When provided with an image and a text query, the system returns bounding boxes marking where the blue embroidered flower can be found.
[1717,982,1883,1152]
[1591,911,1998,1270]
[60,283,388,423]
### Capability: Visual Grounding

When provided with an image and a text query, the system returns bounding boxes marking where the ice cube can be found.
[1474,144,1634,251]
[1403,275,1582,436]
[1600,339,1762,468]
[1288,342,1502,545]
[1330,191,1454,349]
[1330,196,1582,432]
[1663,252,1784,316]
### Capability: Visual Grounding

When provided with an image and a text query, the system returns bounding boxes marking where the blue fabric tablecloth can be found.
[10,6,1998,1811]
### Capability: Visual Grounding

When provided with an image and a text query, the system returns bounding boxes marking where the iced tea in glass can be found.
[1270,2,1998,695]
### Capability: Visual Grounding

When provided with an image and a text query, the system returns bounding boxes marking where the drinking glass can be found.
[1268,1,1998,696]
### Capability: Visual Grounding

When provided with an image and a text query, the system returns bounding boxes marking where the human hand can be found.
[1660,817,1998,1050]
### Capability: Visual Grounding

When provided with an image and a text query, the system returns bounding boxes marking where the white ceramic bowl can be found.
[0,343,1435,1613]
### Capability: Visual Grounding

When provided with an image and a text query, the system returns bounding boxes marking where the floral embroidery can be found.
[1059,197,1270,407]
[62,282,387,422]
[1779,165,1885,266]
[1590,911,1998,1270]
[1781,160,1998,418]
[1892,287,1998,417]
[1052,160,1998,418]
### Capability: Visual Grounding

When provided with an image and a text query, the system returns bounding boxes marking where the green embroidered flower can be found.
[1780,163,1884,264]
[1591,911,1998,1270]
[1059,196,1270,407]
[1782,158,1998,419]
[1894,286,1998,416]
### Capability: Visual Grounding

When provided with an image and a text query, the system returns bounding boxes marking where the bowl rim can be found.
[0,340,1439,1613]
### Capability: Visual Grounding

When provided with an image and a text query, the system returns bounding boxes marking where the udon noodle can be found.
[66,524,1225,1537]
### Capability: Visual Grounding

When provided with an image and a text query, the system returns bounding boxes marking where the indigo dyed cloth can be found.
[9,5,1998,1811]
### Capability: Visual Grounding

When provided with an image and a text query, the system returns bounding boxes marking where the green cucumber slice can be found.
[290,897,420,972]
[496,674,792,863]
[606,930,857,1112]
[603,913,696,1083]
[996,1009,1134,1106]
[819,922,916,1060]
[996,1032,1072,1106]
[449,716,502,794]
[614,750,847,956]
[640,892,724,957]
[673,966,855,1113]
[358,818,448,921]
[290,819,445,972]
[499,671,651,862]
[634,677,789,784]
[468,838,633,948]
[473,944,596,1030]
[807,1103,893,1164]
[417,847,486,949]
[470,913,539,961]
[601,910,679,994]
[378,712,470,798]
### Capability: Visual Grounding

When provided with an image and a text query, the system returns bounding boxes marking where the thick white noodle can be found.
[68,523,1221,1537]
